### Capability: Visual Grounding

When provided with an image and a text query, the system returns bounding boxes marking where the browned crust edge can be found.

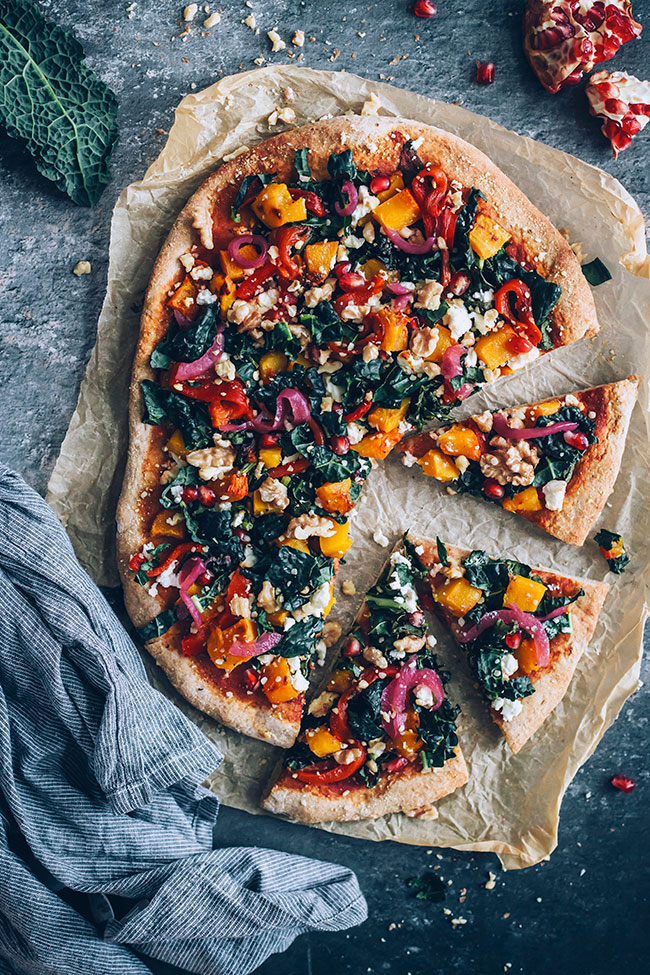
[409,535,610,753]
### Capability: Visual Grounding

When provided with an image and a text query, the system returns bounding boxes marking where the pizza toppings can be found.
[595,528,630,573]
[523,1,642,94]
[476,61,496,85]
[283,544,461,787]
[400,392,597,515]
[586,69,650,157]
[422,546,583,720]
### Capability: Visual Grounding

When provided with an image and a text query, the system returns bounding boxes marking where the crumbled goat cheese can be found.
[492,697,524,721]
[373,529,390,547]
[502,653,519,678]
[196,289,218,305]
[507,347,541,371]
[444,300,473,341]
[542,479,567,511]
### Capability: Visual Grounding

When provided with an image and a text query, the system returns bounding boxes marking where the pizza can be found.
[586,69,650,157]
[261,540,468,822]
[397,377,639,546]
[116,116,599,748]
[412,535,609,754]
[523,0,642,94]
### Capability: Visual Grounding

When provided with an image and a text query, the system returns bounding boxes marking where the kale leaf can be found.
[595,528,630,574]
[274,617,323,658]
[263,546,334,611]
[533,405,596,487]
[141,380,213,449]
[462,550,510,605]
[151,304,220,369]
[346,677,388,741]
[138,608,178,643]
[299,300,356,345]
[406,873,446,902]
[327,149,357,181]
[0,0,119,206]
[582,258,612,287]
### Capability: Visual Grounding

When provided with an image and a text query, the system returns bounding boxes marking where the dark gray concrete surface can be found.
[1,2,648,974]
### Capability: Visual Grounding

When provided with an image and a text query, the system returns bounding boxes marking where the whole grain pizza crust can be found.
[117,116,600,745]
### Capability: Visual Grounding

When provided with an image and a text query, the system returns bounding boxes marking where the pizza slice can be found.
[117,117,599,745]
[411,534,609,753]
[261,541,468,822]
[586,69,650,157]
[523,0,642,94]
[397,378,639,546]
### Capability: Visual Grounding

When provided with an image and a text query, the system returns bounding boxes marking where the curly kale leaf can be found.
[141,380,213,450]
[0,0,118,205]
[151,305,220,369]
[594,529,630,575]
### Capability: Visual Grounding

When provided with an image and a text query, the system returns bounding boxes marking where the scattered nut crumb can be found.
[254,55,265,65]
[73,261,91,276]
[450,916,467,929]
[485,872,497,890]
[341,580,356,596]
[267,109,279,125]
[183,3,198,22]
[361,91,382,115]
[322,621,342,646]
[244,13,256,29]
[203,11,220,28]
[292,29,305,47]
[277,106,296,123]
[268,28,286,52]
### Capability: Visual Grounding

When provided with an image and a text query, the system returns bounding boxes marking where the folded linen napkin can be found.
[0,465,366,975]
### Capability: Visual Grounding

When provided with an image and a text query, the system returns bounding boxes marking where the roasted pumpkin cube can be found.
[468,214,511,260]
[261,656,300,703]
[252,183,307,228]
[209,272,236,314]
[316,479,354,515]
[166,429,187,458]
[253,489,277,516]
[259,350,288,382]
[219,246,258,281]
[167,275,198,316]
[150,510,186,540]
[437,424,482,461]
[281,538,311,555]
[305,726,343,757]
[392,710,422,758]
[372,188,420,230]
[360,258,387,280]
[434,577,483,617]
[515,637,540,675]
[503,574,547,613]
[475,324,517,370]
[217,471,248,501]
[528,399,562,421]
[323,583,336,617]
[259,446,282,469]
[422,324,454,362]
[377,308,410,352]
[351,428,402,460]
[319,519,353,559]
[417,448,459,482]
[207,619,257,672]
[502,486,542,513]
[368,397,410,433]
[304,240,339,280]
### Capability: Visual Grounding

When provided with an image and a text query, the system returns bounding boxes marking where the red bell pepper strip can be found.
[344,396,373,423]
[146,542,207,578]
[294,746,367,784]
[181,628,208,656]
[494,280,542,346]
[288,187,326,216]
[273,226,311,279]
[128,552,146,572]
[266,457,311,478]
[236,262,276,300]
[307,415,325,446]
[411,166,448,217]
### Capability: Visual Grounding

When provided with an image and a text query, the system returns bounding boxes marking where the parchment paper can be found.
[46,66,650,869]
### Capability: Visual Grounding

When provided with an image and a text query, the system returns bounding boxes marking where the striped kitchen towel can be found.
[0,464,366,975]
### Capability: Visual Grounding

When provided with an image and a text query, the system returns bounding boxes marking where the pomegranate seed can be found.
[243,667,261,692]
[446,271,471,297]
[343,637,362,657]
[259,432,279,448]
[563,430,589,450]
[198,485,216,507]
[370,175,391,194]
[128,552,146,572]
[414,0,437,16]
[509,334,533,355]
[505,631,522,650]
[483,478,504,499]
[408,610,425,627]
[332,402,344,414]
[334,261,352,277]
[611,774,635,793]
[331,435,351,455]
[338,271,365,292]
[629,103,650,117]
[181,486,198,503]
[234,527,250,542]
[385,756,409,773]
[604,97,628,115]
[620,114,641,136]
[476,61,495,85]
[197,569,214,587]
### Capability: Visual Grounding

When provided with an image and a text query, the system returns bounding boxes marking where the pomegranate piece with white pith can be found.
[523,1,642,94]
[586,69,650,157]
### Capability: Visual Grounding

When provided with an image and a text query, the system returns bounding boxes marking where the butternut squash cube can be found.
[374,172,404,202]
[252,183,307,228]
[281,538,311,555]
[316,479,354,515]
[259,446,282,469]
[437,424,482,461]
[503,574,547,613]
[417,448,460,482]
[372,188,420,230]
[475,324,517,370]
[304,240,338,280]
[351,428,402,460]
[166,429,187,458]
[319,520,353,559]
[259,350,288,382]
[219,246,258,281]
[368,397,410,433]
[434,577,483,617]
[424,324,454,362]
[502,486,542,513]
[305,726,343,757]
[150,510,186,540]
[515,637,539,675]
[260,656,300,703]
[468,214,511,260]
[529,399,562,421]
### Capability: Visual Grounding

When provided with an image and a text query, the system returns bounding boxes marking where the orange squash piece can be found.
[150,510,186,540]
[252,183,307,228]
[503,575,547,613]
[261,656,300,703]
[437,424,482,461]
[368,397,410,433]
[373,187,420,230]
[351,428,402,460]
[304,240,338,280]
[475,324,518,370]
[468,214,511,260]
[502,486,543,513]
[319,520,352,559]
[316,479,354,515]
[305,726,343,757]
[417,448,459,482]
[434,577,483,617]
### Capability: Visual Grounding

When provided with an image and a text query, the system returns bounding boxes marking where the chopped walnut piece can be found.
[322,621,342,647]
[479,436,539,487]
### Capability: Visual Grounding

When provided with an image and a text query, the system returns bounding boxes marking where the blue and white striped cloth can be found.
[0,465,366,975]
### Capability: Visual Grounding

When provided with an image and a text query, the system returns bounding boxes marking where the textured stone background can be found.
[0,2,648,974]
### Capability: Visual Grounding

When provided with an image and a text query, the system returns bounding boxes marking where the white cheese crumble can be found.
[542,479,567,511]
[502,653,519,678]
[492,697,523,721]
[373,529,390,547]
[507,347,541,371]
[444,300,473,341]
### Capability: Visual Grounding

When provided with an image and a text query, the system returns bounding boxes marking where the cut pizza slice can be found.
[261,541,468,822]
[411,534,609,753]
[397,377,639,546]
[118,117,600,746]
[586,69,650,158]
[523,0,642,94]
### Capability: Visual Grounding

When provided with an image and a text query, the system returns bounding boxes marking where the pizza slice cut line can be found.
[397,377,639,546]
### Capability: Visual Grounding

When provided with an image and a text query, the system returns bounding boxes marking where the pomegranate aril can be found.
[476,61,495,85]
[331,435,351,455]
[370,175,391,194]
[385,756,409,773]
[605,97,628,115]
[198,485,217,507]
[508,334,533,355]
[414,0,437,16]
[338,271,365,292]
[408,610,425,627]
[334,261,352,277]
[483,478,504,499]
[259,432,280,448]
[620,114,641,136]
[343,637,362,657]
[181,486,199,503]
[563,430,589,450]
[629,103,650,117]
[197,569,214,587]
[505,631,522,650]
[446,271,471,296]
[243,667,261,692]
[611,774,635,793]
